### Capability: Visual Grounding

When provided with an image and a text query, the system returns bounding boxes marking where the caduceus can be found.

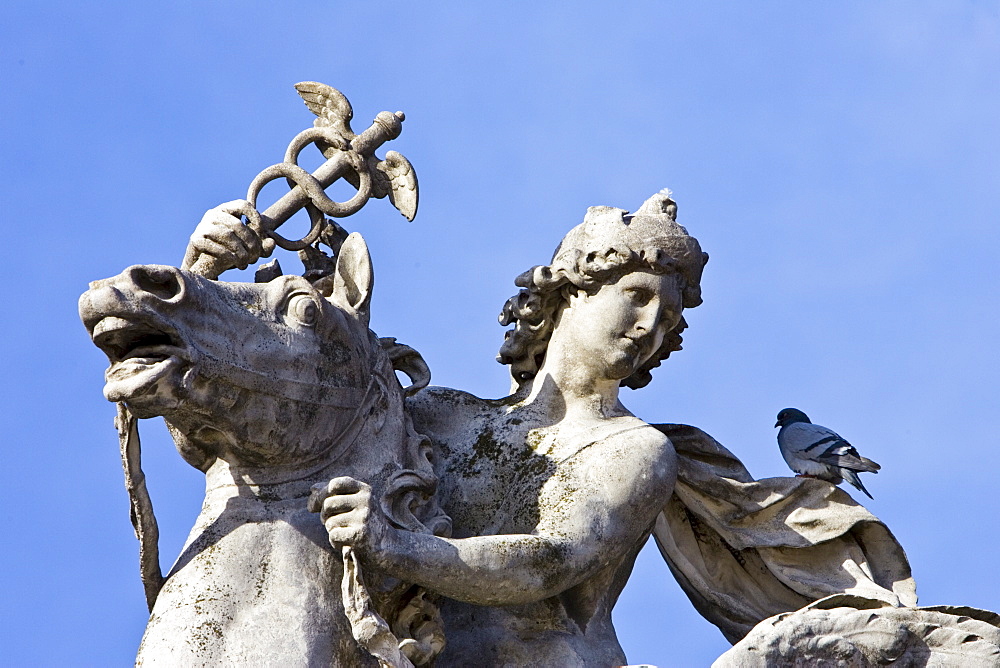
[115,83,423,665]
[183,81,418,279]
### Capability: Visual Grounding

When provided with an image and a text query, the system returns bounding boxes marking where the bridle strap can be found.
[116,402,164,612]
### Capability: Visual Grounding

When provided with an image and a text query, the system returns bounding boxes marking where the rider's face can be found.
[557,270,683,382]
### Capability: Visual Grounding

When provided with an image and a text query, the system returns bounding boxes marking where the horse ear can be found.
[330,232,373,327]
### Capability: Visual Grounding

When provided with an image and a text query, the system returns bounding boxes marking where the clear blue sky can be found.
[3,3,998,666]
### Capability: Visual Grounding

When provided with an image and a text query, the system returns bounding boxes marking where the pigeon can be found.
[775,408,881,499]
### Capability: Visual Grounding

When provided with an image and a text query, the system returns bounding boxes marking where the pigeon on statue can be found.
[775,408,881,499]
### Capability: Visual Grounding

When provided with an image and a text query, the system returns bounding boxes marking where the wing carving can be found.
[295,81,355,140]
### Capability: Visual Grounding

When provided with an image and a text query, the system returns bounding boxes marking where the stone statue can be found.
[313,192,993,666]
[81,83,1000,666]
[79,83,449,666]
[79,237,454,666]
[314,193,707,666]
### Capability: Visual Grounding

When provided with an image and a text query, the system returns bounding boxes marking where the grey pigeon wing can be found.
[778,423,840,477]
[814,442,880,473]
[779,422,843,453]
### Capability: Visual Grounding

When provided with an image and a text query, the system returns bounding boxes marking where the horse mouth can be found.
[92,316,190,404]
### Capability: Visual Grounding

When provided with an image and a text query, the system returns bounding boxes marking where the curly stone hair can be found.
[497,193,707,391]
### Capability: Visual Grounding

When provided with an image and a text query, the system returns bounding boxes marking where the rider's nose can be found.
[633,303,658,334]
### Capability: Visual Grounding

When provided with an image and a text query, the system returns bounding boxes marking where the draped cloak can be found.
[653,424,918,643]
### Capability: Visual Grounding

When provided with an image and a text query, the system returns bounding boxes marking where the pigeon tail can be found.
[842,469,874,500]
[861,456,881,472]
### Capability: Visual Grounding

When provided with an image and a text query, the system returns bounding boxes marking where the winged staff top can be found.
[190,82,417,279]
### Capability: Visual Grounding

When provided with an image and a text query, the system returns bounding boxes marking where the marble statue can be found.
[79,83,446,666]
[313,194,707,666]
[80,236,453,666]
[81,83,1000,666]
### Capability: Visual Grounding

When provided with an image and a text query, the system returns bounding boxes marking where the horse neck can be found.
[200,369,409,511]
[201,456,345,510]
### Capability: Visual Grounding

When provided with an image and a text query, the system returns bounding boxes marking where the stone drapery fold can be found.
[653,424,917,644]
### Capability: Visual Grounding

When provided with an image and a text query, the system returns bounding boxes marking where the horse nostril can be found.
[131,266,184,301]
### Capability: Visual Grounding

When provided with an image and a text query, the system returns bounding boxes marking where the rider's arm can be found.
[316,428,676,606]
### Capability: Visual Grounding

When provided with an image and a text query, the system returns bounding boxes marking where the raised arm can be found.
[310,428,676,606]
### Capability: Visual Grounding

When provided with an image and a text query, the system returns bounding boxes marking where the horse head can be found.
[81,234,417,471]
[79,233,448,665]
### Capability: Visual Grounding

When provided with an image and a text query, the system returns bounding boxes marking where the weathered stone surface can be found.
[80,83,999,667]
[714,598,1000,666]
[312,191,707,666]
[80,237,449,666]
[654,424,916,644]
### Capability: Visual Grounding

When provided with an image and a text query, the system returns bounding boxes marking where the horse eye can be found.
[286,294,319,327]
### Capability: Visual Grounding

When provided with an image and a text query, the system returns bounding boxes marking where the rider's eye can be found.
[626,288,652,305]
[286,294,319,327]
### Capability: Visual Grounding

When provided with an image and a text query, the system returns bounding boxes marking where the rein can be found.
[112,352,384,612]
[115,402,163,611]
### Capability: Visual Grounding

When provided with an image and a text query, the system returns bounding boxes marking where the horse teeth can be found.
[122,345,173,362]
[92,317,181,362]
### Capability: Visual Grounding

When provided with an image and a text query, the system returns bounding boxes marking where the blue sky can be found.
[3,3,998,666]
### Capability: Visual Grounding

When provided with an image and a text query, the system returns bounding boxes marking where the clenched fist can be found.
[308,477,389,560]
[182,200,275,275]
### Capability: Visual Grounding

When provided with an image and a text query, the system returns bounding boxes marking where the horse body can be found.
[141,473,367,665]
[80,235,447,666]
